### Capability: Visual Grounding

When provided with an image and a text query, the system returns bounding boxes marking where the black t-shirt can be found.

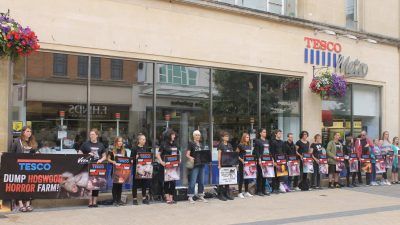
[360,139,369,154]
[218,142,233,152]
[237,143,251,159]
[284,141,297,156]
[188,141,208,166]
[296,140,310,155]
[108,148,127,161]
[270,139,284,157]
[343,143,354,156]
[130,145,149,165]
[253,138,269,158]
[310,143,325,158]
[80,141,106,160]
[159,141,179,158]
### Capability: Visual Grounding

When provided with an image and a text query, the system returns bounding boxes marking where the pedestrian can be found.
[78,128,107,208]
[310,134,325,189]
[391,137,399,184]
[283,133,299,191]
[107,136,127,206]
[326,132,342,188]
[236,132,253,198]
[11,126,38,212]
[131,134,151,205]
[270,129,288,193]
[186,130,208,203]
[217,131,235,201]
[343,135,357,187]
[253,128,270,196]
[370,139,381,186]
[380,131,391,185]
[156,129,179,204]
[355,131,374,185]
[296,131,311,186]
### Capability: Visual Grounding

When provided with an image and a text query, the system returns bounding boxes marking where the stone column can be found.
[0,57,13,153]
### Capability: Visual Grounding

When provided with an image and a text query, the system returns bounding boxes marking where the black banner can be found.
[221,152,239,166]
[0,153,93,200]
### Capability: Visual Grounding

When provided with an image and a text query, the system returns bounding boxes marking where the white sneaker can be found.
[197,196,208,203]
[371,182,378,186]
[238,193,245,199]
[188,196,195,204]
[386,180,392,185]
[294,187,301,191]
[279,183,286,193]
[244,192,253,197]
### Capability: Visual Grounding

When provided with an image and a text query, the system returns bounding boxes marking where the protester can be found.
[235,133,253,198]
[107,136,127,206]
[391,137,399,184]
[327,132,342,188]
[270,129,288,193]
[253,128,270,196]
[284,133,299,191]
[217,131,235,201]
[11,126,38,212]
[78,128,107,208]
[186,130,208,203]
[310,134,324,189]
[343,135,357,187]
[296,131,311,187]
[355,131,374,185]
[380,131,391,185]
[370,139,381,186]
[156,129,179,204]
[131,134,151,205]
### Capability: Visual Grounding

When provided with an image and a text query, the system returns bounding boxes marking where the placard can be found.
[135,153,153,179]
[287,155,300,176]
[164,155,180,182]
[386,150,394,169]
[243,155,257,179]
[335,153,345,172]
[221,152,239,166]
[219,167,237,185]
[349,153,359,172]
[318,154,328,174]
[375,155,386,174]
[88,163,107,191]
[275,154,288,177]
[196,150,212,164]
[302,153,314,173]
[112,156,132,184]
[360,154,371,173]
[260,155,275,178]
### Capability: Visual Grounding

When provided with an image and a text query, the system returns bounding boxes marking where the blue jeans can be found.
[371,163,376,182]
[188,164,205,197]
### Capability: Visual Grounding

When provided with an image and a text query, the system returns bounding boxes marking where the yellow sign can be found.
[13,121,23,132]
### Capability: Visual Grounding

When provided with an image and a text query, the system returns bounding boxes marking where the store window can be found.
[78,56,101,79]
[345,0,357,29]
[261,75,301,139]
[111,59,123,80]
[159,64,198,86]
[267,0,283,14]
[53,53,67,76]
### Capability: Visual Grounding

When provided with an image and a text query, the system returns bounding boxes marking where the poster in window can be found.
[287,155,300,176]
[243,155,257,179]
[260,155,275,178]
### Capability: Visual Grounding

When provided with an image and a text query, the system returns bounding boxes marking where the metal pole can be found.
[116,118,120,137]
[258,73,261,129]
[87,56,91,139]
[60,117,64,152]
[152,63,157,155]
[208,68,213,185]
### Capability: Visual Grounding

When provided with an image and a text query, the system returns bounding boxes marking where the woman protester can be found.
[108,136,127,206]
[131,134,151,205]
[310,134,325,189]
[236,133,253,198]
[217,131,235,201]
[391,137,399,184]
[11,126,38,212]
[253,128,270,196]
[295,131,311,187]
[380,131,392,185]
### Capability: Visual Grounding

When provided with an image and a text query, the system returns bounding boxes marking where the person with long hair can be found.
[310,134,325,189]
[78,128,107,208]
[327,132,342,188]
[380,131,391,185]
[131,134,151,205]
[156,129,179,204]
[253,128,270,196]
[270,129,288,193]
[343,134,357,187]
[217,131,235,201]
[236,132,253,198]
[295,131,311,187]
[391,137,399,184]
[11,126,38,212]
[186,130,208,203]
[284,133,298,191]
[107,136,127,206]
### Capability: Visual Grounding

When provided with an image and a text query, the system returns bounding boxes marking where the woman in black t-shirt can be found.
[310,134,325,189]
[108,136,127,206]
[186,130,208,203]
[78,128,107,208]
[130,134,151,205]
[217,131,235,201]
[156,129,179,204]
[253,128,270,196]
[236,133,253,198]
[296,130,311,186]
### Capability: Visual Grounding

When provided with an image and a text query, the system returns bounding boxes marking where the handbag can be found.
[185,158,194,169]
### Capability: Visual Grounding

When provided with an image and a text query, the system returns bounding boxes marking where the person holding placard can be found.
[326,132,342,188]
[380,131,391,185]
[236,133,253,198]
[270,129,288,193]
[343,135,357,187]
[284,133,299,191]
[79,128,107,208]
[11,126,38,212]
[107,136,127,206]
[131,134,151,205]
[217,131,236,201]
[156,129,179,204]
[390,137,399,184]
[253,128,270,196]
[310,134,325,189]
[186,130,209,203]
[296,131,311,187]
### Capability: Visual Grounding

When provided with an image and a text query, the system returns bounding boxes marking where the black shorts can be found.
[92,190,99,197]
[328,165,338,174]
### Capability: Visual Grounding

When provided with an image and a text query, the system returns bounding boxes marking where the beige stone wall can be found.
[0,59,13,152]
[0,0,399,138]
[297,0,346,27]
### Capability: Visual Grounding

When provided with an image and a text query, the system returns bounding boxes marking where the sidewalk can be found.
[1,185,399,225]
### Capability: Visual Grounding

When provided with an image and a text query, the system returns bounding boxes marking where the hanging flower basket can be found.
[0,12,40,60]
[309,70,347,99]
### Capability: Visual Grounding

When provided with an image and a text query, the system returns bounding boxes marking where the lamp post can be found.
[115,113,120,137]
